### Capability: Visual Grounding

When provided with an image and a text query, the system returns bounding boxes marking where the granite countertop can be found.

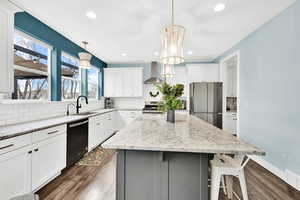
[102,113,265,155]
[0,109,116,140]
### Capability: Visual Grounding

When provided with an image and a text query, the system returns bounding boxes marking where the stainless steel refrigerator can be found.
[190,82,223,129]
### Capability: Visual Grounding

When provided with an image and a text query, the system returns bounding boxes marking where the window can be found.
[87,67,99,99]
[12,30,51,100]
[61,53,81,99]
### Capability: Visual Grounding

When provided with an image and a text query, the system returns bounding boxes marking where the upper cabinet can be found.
[226,63,237,97]
[186,64,220,83]
[104,67,143,97]
[166,66,188,97]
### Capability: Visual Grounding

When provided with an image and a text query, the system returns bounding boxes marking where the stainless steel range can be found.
[142,101,163,114]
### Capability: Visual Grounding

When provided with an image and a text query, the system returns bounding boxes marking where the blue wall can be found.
[214,1,300,174]
[15,12,106,99]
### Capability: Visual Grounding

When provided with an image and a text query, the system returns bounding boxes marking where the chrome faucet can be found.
[76,95,88,114]
[66,103,75,116]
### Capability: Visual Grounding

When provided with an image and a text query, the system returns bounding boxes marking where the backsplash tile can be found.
[0,100,104,126]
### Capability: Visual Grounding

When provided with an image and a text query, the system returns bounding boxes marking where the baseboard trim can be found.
[249,155,300,191]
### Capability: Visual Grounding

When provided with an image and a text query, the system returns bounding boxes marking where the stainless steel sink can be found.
[75,111,98,116]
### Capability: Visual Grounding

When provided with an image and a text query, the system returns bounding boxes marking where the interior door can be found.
[0,146,31,200]
[31,134,66,191]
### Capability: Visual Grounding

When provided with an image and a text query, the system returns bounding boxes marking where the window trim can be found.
[12,29,52,101]
[61,52,81,100]
[87,66,99,99]
[14,29,53,50]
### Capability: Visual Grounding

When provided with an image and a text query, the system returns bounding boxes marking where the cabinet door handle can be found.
[69,120,89,128]
[0,144,14,150]
[47,130,59,135]
[34,148,39,152]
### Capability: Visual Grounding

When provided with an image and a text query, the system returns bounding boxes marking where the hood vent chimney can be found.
[144,61,163,84]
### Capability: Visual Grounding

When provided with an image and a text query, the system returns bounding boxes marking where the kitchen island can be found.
[102,113,265,200]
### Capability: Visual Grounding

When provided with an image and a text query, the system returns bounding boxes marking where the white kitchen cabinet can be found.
[118,110,142,129]
[31,133,66,191]
[223,113,237,135]
[0,124,67,200]
[89,111,118,151]
[104,67,143,97]
[89,116,104,151]
[0,2,16,96]
[0,145,31,200]
[187,64,220,83]
[166,66,188,97]
[226,63,237,97]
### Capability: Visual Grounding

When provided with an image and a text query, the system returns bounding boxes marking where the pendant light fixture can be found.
[78,41,92,69]
[161,64,175,78]
[160,0,185,65]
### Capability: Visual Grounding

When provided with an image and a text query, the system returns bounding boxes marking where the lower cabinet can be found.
[117,110,142,129]
[0,126,67,200]
[31,133,66,191]
[89,111,118,151]
[116,150,209,200]
[0,146,31,200]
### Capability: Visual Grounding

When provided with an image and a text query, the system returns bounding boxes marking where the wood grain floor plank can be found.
[37,155,300,200]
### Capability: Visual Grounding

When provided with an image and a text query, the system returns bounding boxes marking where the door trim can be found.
[220,50,240,137]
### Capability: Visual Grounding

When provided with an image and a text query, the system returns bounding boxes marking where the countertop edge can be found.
[0,109,116,141]
[101,144,266,156]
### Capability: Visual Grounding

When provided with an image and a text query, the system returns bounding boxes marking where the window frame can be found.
[61,52,81,100]
[13,29,52,101]
[87,65,99,100]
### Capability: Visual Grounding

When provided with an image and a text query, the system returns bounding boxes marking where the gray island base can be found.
[116,150,209,200]
[103,114,265,200]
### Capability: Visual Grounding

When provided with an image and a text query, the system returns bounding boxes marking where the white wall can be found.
[214,1,300,189]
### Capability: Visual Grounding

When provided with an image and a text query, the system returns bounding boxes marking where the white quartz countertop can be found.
[102,113,265,155]
[0,109,115,140]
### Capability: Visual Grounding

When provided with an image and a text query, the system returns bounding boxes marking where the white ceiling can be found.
[11,0,295,63]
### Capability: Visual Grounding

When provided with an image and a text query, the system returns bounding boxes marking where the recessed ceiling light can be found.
[187,51,193,55]
[214,3,226,12]
[154,51,159,56]
[121,53,127,57]
[86,11,97,19]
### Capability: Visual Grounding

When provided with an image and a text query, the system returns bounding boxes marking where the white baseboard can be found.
[249,155,300,191]
[32,171,61,193]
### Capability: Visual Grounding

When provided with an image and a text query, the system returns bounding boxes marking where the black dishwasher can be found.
[67,119,88,168]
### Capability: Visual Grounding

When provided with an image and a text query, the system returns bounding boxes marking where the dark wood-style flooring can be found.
[37,155,300,200]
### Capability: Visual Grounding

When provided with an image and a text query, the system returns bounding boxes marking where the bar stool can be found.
[210,154,250,200]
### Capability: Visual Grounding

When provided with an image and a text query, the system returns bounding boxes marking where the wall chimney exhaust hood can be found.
[144,62,163,84]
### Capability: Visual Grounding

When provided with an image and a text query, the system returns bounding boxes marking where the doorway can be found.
[220,51,240,137]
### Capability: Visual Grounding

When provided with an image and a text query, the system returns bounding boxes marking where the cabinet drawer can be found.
[0,134,31,155]
[32,125,66,144]
[119,111,141,117]
[90,113,112,123]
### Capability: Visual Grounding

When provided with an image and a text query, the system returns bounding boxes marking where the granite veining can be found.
[0,109,115,140]
[102,113,265,155]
